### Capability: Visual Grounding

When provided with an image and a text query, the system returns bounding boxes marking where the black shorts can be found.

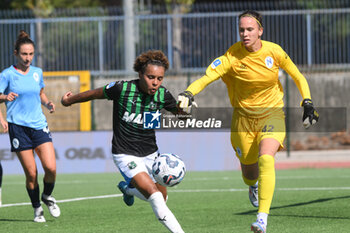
[8,123,52,152]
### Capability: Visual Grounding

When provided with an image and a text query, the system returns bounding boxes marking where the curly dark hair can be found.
[133,50,169,74]
[14,30,35,52]
[239,10,263,28]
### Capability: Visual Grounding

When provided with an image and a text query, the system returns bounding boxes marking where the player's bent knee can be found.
[134,181,159,198]
[43,166,56,176]
[26,171,38,181]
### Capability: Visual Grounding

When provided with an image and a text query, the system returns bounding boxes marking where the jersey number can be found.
[262,125,274,132]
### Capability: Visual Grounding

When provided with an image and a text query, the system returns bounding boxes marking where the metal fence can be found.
[1,6,350,76]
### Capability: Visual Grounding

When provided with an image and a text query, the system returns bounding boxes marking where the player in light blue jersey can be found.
[0,30,60,222]
[0,110,6,206]
[0,65,47,129]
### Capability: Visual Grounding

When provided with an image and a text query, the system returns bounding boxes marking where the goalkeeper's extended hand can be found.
[177,91,198,113]
[302,99,319,129]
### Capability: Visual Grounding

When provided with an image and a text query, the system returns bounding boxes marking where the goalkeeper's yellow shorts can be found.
[230,111,286,165]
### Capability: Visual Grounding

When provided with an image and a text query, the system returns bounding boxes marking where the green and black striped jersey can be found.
[103,79,177,157]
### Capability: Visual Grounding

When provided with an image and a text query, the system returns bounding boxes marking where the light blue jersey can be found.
[0,65,47,130]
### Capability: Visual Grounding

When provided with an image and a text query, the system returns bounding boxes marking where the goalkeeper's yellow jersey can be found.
[186,40,311,117]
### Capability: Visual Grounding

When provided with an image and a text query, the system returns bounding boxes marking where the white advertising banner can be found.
[0,131,238,174]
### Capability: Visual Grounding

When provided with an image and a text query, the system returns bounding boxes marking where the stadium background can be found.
[1,0,350,174]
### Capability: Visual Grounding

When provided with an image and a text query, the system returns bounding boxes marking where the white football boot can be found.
[33,206,46,223]
[42,194,61,218]
[251,218,266,233]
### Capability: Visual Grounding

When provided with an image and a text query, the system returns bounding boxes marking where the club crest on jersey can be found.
[106,81,116,89]
[211,59,222,69]
[33,72,40,82]
[143,110,161,129]
[149,101,157,110]
[265,56,274,69]
[236,147,242,157]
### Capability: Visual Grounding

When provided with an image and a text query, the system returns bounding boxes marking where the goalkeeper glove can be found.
[302,99,319,129]
[177,91,198,113]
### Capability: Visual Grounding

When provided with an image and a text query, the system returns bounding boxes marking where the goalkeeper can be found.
[178,10,318,233]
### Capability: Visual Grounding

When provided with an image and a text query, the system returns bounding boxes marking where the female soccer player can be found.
[61,50,184,233]
[0,160,2,207]
[0,30,60,222]
[0,110,6,207]
[177,10,319,233]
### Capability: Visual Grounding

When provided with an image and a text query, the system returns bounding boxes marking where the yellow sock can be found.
[258,154,275,214]
[242,175,258,187]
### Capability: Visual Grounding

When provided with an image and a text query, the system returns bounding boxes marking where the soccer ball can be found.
[152,153,186,187]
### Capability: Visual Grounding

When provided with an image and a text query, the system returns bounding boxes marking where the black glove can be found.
[302,99,319,129]
[177,91,197,113]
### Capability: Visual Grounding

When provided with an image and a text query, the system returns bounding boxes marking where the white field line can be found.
[4,177,348,186]
[4,175,350,186]
[0,194,122,208]
[1,186,350,208]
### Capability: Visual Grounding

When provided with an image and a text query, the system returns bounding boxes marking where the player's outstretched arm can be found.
[302,98,319,129]
[61,87,105,107]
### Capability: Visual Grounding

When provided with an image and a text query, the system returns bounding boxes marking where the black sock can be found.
[43,181,55,197]
[0,162,3,187]
[26,185,40,208]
